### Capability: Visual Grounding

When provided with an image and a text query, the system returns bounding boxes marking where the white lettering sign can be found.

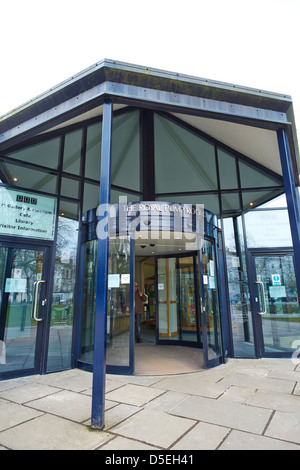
[0,187,56,240]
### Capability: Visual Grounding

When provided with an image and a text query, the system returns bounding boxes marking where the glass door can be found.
[0,243,49,379]
[156,253,200,345]
[199,238,223,368]
[250,251,300,357]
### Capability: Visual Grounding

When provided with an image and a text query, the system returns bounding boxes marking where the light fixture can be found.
[249,201,254,207]
[12,177,18,182]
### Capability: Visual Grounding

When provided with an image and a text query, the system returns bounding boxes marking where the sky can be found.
[1,0,299,138]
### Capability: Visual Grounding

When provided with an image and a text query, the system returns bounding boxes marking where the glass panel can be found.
[157,258,178,340]
[85,122,102,180]
[111,111,140,191]
[244,209,292,247]
[242,189,283,210]
[254,255,300,353]
[202,239,222,360]
[111,189,141,205]
[61,177,79,199]
[154,114,217,193]
[223,217,255,357]
[80,240,97,364]
[178,257,197,342]
[0,247,44,374]
[221,193,241,212]
[107,237,131,367]
[63,129,83,175]
[239,161,281,188]
[47,211,79,371]
[218,150,238,189]
[0,162,57,194]
[156,194,220,217]
[83,182,100,215]
[7,138,61,169]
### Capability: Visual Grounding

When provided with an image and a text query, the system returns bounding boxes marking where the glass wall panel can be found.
[202,239,222,360]
[63,130,83,175]
[111,189,141,205]
[239,161,281,188]
[244,209,292,248]
[106,237,131,367]
[85,122,102,180]
[157,258,178,341]
[47,206,79,371]
[156,194,220,217]
[83,182,100,215]
[111,111,140,191]
[218,150,238,189]
[0,162,57,194]
[80,239,97,364]
[242,189,283,210]
[154,114,217,193]
[221,193,241,212]
[222,217,255,357]
[61,177,79,199]
[7,138,61,169]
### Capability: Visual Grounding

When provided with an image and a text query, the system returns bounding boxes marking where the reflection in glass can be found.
[223,217,255,357]
[47,213,79,371]
[254,255,300,353]
[244,210,292,248]
[157,255,198,343]
[202,239,222,359]
[107,237,131,367]
[0,248,45,373]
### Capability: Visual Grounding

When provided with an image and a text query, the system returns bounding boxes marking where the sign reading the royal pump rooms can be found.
[0,187,56,240]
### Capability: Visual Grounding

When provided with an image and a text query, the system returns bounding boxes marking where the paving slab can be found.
[0,400,44,432]
[220,429,300,450]
[25,389,92,423]
[153,373,229,398]
[171,422,230,450]
[110,408,196,448]
[105,383,165,407]
[247,389,300,413]
[265,411,300,445]
[99,436,159,450]
[0,383,61,404]
[219,372,295,394]
[0,414,111,450]
[170,395,272,434]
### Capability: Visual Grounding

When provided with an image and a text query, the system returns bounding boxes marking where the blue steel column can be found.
[277,127,300,297]
[91,98,113,429]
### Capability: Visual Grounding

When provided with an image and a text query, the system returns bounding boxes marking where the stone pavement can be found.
[0,358,300,450]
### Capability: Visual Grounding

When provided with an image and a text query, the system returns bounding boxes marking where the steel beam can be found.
[277,127,300,297]
[91,98,113,429]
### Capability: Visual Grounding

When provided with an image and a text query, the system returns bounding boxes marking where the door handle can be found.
[32,280,46,322]
[255,281,267,315]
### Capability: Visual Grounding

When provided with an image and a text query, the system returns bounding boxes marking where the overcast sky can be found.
[1,0,299,137]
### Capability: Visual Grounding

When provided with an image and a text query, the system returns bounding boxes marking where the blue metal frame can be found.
[91,99,113,429]
[248,247,296,358]
[0,240,51,381]
[277,128,300,299]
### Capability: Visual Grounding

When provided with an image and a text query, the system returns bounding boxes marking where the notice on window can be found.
[121,274,130,284]
[269,286,287,298]
[5,278,27,293]
[0,187,56,241]
[108,274,120,289]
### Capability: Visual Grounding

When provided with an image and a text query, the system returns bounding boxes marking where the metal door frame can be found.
[0,238,52,380]
[155,251,201,348]
[248,247,296,358]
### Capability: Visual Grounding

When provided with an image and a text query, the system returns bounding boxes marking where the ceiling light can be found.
[12,177,18,182]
